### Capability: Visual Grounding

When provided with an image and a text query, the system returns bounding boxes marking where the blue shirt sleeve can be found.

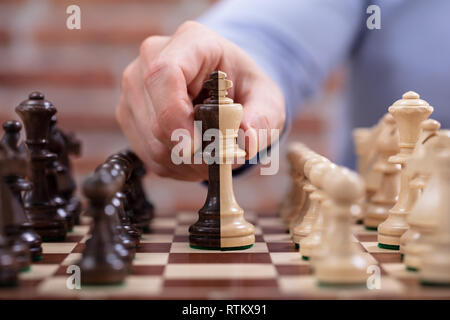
[198,0,366,117]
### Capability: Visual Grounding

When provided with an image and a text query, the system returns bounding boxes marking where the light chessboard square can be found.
[42,243,78,254]
[164,264,277,279]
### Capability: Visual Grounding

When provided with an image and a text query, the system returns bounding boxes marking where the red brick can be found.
[34,27,163,46]
[0,70,115,88]
[0,30,10,46]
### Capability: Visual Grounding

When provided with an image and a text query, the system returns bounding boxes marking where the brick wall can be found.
[0,0,343,213]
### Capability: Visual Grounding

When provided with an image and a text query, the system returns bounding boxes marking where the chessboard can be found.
[2,211,450,300]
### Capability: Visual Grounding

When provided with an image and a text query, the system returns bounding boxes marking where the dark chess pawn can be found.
[104,154,140,232]
[120,150,154,233]
[46,161,74,232]
[78,168,128,285]
[0,229,18,287]
[1,120,43,260]
[115,191,141,244]
[1,180,31,272]
[0,144,21,286]
[111,192,139,250]
[97,162,136,262]
[16,92,67,241]
[48,117,82,225]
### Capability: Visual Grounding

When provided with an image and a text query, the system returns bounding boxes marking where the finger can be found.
[239,76,286,159]
[140,22,226,148]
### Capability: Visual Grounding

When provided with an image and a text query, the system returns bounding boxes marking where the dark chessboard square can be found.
[267,242,297,252]
[131,265,165,276]
[137,243,171,253]
[256,212,279,218]
[65,235,84,243]
[168,253,272,264]
[355,234,378,242]
[72,243,86,253]
[150,228,176,234]
[34,253,68,264]
[163,278,278,288]
[371,252,403,263]
[255,235,264,242]
[172,235,189,242]
[261,227,287,234]
[275,265,312,276]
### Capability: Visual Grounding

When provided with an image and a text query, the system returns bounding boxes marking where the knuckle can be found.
[120,65,133,90]
[175,20,202,34]
[143,59,172,85]
[139,36,159,58]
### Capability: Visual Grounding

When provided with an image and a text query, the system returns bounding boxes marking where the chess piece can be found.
[96,161,136,263]
[400,119,441,261]
[78,168,128,285]
[48,117,77,230]
[407,119,441,191]
[105,153,143,235]
[15,92,67,241]
[0,141,31,272]
[118,150,154,232]
[292,155,328,248]
[115,191,141,245]
[364,114,400,230]
[280,143,308,228]
[1,120,43,260]
[54,122,82,226]
[0,143,21,286]
[315,167,370,286]
[353,116,385,200]
[0,216,19,287]
[299,161,336,260]
[378,91,433,250]
[288,148,316,236]
[189,71,254,250]
[419,132,450,286]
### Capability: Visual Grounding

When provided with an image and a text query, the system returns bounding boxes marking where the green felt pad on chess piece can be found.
[420,281,450,287]
[406,266,419,272]
[302,256,309,261]
[142,226,151,233]
[365,226,377,231]
[220,244,253,251]
[20,265,31,273]
[0,281,18,288]
[42,236,66,242]
[378,243,399,250]
[190,244,254,251]
[190,245,221,251]
[32,255,43,262]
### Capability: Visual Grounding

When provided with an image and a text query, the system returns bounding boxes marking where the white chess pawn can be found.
[289,149,317,235]
[292,155,328,248]
[400,119,441,258]
[315,167,369,286]
[280,143,308,226]
[364,114,400,230]
[419,132,450,286]
[299,161,336,260]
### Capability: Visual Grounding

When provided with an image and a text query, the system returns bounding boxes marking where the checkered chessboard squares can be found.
[0,212,449,299]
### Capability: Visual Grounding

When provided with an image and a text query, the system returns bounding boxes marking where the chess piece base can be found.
[26,205,67,241]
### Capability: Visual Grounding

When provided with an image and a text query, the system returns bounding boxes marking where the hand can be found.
[116,21,285,181]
